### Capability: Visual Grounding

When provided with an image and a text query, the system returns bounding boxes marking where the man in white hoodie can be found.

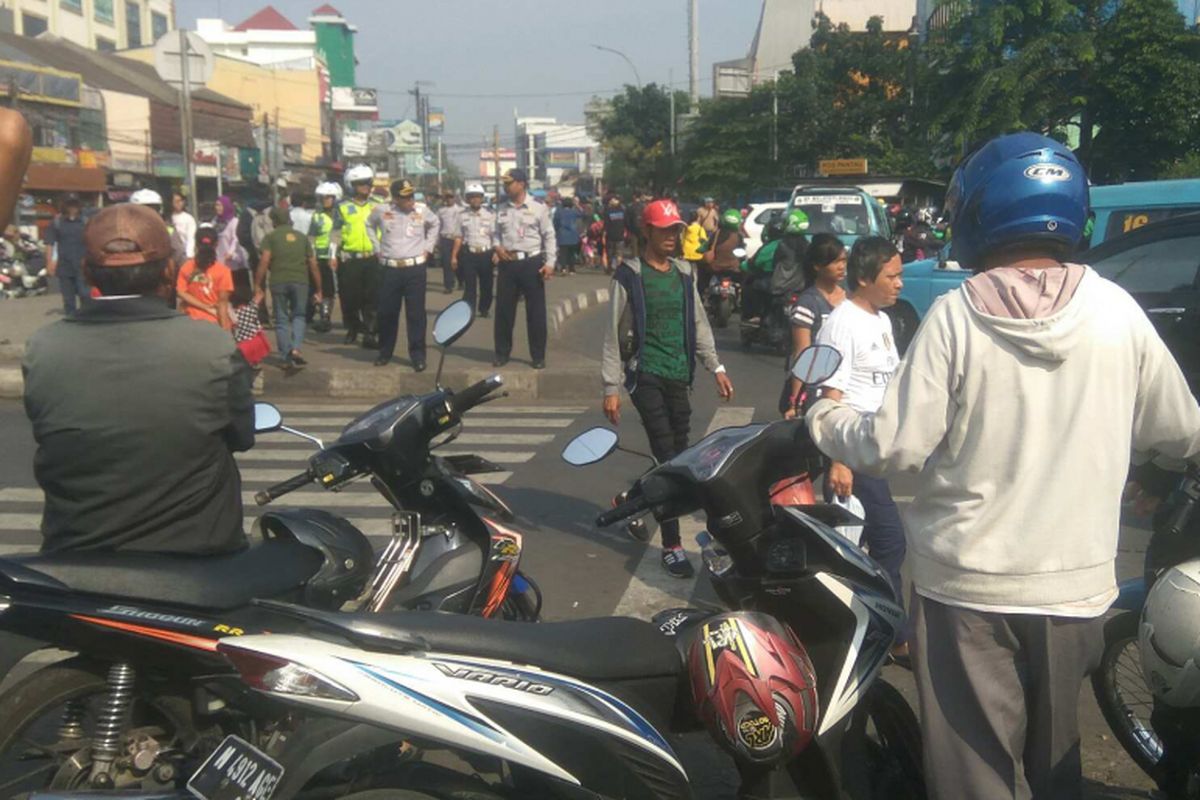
[806,132,1200,799]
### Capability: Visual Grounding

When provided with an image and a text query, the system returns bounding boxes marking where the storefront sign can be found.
[194,140,220,178]
[152,151,185,178]
[818,158,869,176]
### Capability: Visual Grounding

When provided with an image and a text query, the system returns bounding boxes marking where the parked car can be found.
[1086,212,1200,393]
[893,179,1200,353]
[742,201,787,258]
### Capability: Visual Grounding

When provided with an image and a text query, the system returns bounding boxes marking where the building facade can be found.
[0,0,172,51]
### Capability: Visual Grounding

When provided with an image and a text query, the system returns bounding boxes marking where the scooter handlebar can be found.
[255,470,312,506]
[448,374,505,417]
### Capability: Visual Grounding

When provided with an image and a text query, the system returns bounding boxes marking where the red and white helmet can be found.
[687,612,819,765]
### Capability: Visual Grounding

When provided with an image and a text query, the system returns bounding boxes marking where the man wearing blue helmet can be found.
[805,132,1200,799]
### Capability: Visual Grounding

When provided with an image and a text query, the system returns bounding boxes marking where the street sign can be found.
[819,158,869,176]
[152,30,214,91]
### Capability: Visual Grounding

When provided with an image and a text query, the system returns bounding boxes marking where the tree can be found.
[1088,0,1200,180]
[681,14,934,198]
[595,84,691,195]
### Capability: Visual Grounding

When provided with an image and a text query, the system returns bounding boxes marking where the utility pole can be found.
[492,125,501,202]
[261,112,269,186]
[178,29,197,218]
[688,0,699,105]
[436,136,443,195]
[771,73,779,162]
[669,69,676,156]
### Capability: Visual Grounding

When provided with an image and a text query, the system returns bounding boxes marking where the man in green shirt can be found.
[254,206,322,369]
[601,199,735,578]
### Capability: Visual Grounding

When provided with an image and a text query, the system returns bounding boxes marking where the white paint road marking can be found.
[611,406,758,620]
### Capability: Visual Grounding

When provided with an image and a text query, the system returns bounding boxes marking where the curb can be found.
[0,286,612,401]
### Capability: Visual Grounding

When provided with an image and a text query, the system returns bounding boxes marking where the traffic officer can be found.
[367,178,439,371]
[493,169,556,369]
[336,164,381,348]
[451,182,496,318]
[308,181,341,332]
[435,190,460,294]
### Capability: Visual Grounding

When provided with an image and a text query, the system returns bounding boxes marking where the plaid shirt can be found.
[232,304,261,343]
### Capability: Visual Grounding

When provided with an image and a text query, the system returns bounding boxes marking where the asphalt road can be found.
[0,298,1159,798]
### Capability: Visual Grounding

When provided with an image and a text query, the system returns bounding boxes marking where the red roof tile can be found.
[233,6,298,32]
[311,4,343,16]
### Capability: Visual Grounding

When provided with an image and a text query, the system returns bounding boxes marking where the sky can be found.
[177,0,763,169]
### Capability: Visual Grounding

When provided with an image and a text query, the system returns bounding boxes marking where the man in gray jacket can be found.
[602,198,734,577]
[24,203,255,555]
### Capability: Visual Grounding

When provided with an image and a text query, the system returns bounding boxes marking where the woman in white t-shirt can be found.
[815,236,907,657]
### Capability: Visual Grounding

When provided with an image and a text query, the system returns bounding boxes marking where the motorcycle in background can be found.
[0,230,47,298]
[706,246,747,330]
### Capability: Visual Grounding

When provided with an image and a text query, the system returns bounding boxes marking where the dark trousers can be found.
[494,256,547,363]
[630,372,691,548]
[460,250,494,315]
[825,471,907,619]
[377,263,427,362]
[57,272,89,316]
[438,239,457,291]
[339,255,380,335]
[913,595,1104,800]
[557,243,580,271]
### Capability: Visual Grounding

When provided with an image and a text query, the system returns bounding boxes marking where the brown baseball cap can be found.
[84,204,173,268]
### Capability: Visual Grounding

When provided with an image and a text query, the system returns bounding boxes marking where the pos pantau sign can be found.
[819,158,869,176]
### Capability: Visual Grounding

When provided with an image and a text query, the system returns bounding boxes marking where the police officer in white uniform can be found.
[452,182,496,318]
[367,179,440,371]
[492,168,556,369]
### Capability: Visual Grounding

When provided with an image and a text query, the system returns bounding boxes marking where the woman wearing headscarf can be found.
[214,195,249,296]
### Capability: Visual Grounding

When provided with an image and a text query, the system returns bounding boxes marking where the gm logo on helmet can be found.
[1024,164,1072,182]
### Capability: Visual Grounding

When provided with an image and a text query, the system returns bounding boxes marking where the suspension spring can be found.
[58,698,86,740]
[90,662,136,781]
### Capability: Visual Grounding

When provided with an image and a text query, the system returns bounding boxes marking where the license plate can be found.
[187,735,284,800]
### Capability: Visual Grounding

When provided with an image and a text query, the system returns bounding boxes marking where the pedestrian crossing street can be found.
[0,402,588,557]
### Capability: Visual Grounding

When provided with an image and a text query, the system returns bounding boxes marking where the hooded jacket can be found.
[602,257,721,396]
[807,267,1200,613]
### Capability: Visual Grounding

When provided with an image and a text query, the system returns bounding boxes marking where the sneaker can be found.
[661,546,694,579]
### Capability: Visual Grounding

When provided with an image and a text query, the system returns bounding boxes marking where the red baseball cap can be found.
[642,199,685,229]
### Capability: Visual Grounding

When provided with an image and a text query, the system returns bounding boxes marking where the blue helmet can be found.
[944,132,1089,270]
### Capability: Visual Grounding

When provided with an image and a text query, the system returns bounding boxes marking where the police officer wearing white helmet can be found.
[308,181,342,333]
[335,164,382,347]
[451,182,496,318]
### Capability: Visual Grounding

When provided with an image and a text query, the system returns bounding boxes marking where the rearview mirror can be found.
[790,345,842,386]
[732,247,748,259]
[433,300,473,347]
[562,427,619,466]
[254,402,282,433]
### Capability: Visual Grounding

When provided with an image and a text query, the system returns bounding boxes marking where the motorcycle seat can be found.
[370,610,684,681]
[0,538,324,612]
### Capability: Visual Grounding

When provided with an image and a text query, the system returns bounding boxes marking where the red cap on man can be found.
[642,199,685,229]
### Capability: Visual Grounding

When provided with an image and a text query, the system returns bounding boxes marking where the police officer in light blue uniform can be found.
[367,179,439,371]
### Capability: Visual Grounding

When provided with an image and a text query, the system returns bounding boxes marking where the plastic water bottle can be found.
[696,530,733,577]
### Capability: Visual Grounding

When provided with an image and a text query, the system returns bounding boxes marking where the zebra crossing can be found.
[0,403,587,557]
